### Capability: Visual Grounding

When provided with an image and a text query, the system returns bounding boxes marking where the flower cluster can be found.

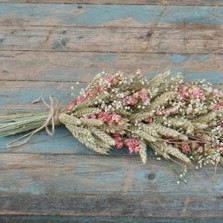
[124,138,140,153]
[123,88,149,106]
[111,133,140,153]
[111,133,123,149]
[177,84,205,101]
[66,88,97,111]
[176,82,223,115]
[62,70,223,169]
[66,72,123,112]
[86,111,123,126]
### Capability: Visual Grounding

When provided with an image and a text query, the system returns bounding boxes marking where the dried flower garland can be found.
[0,70,223,171]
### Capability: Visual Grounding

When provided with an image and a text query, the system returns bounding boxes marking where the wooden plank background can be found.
[1,0,223,6]
[0,1,223,222]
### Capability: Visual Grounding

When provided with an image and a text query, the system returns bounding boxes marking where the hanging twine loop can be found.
[7,95,61,148]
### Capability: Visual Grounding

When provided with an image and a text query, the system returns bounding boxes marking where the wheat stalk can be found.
[139,141,147,164]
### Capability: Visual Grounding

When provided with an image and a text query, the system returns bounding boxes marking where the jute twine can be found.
[7,96,61,148]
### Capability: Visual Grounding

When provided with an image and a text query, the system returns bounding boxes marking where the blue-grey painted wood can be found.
[1,216,223,223]
[1,52,223,83]
[1,0,223,6]
[0,154,222,218]
[0,4,223,27]
[0,26,222,54]
[0,153,222,195]
[0,126,95,154]
[0,1,223,221]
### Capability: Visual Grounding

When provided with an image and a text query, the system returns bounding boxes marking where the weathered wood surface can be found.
[1,52,223,82]
[1,0,223,6]
[1,4,223,27]
[0,1,223,222]
[0,154,222,218]
[0,217,222,223]
[1,27,223,54]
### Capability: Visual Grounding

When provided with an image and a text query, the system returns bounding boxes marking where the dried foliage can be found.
[1,70,223,170]
[62,70,223,168]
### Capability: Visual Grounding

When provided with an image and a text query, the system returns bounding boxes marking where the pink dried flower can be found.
[111,113,122,125]
[86,89,96,97]
[144,116,153,123]
[163,107,177,116]
[217,120,223,128]
[133,92,139,98]
[186,107,193,114]
[76,95,86,104]
[139,88,149,102]
[195,131,203,138]
[105,75,113,83]
[207,87,221,98]
[218,146,223,154]
[99,85,108,92]
[97,111,111,123]
[189,87,205,100]
[111,133,123,149]
[97,112,123,126]
[155,108,163,115]
[155,107,177,116]
[177,84,189,99]
[181,142,190,153]
[177,84,205,101]
[87,114,97,119]
[213,101,223,111]
[66,94,89,111]
[123,95,138,105]
[66,100,76,111]
[112,133,121,138]
[124,138,140,153]
[115,140,123,149]
[66,87,99,111]
[122,89,149,106]
[212,89,220,97]
[105,74,120,86]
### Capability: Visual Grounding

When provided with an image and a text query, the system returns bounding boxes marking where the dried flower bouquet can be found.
[1,71,222,170]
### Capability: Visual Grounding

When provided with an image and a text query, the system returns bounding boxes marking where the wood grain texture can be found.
[1,193,223,217]
[1,4,223,28]
[1,52,223,82]
[1,26,223,54]
[0,216,223,223]
[0,0,223,6]
[0,1,223,221]
[0,153,222,217]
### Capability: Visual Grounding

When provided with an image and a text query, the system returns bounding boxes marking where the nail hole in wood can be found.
[148,173,155,180]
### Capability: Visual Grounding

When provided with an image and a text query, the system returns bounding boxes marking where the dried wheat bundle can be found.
[1,70,222,170]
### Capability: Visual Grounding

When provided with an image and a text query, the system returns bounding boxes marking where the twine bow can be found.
[7,96,60,148]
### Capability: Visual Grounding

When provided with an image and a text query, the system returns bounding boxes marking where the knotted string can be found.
[7,96,61,148]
